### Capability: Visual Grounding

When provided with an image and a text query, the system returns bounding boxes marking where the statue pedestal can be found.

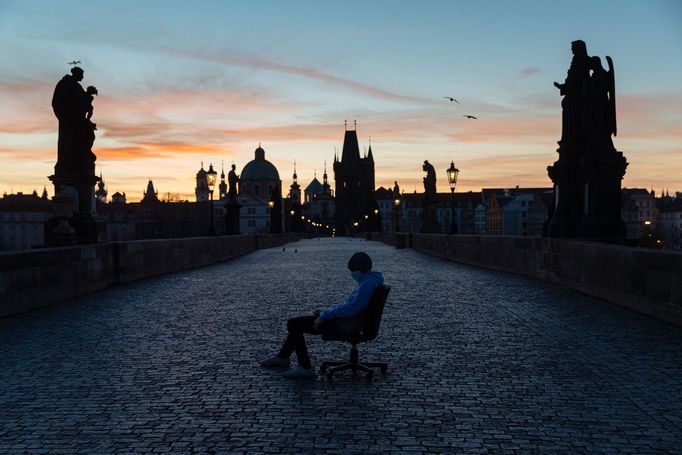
[224,200,241,235]
[48,172,100,244]
[547,143,586,238]
[579,149,628,242]
[420,196,440,233]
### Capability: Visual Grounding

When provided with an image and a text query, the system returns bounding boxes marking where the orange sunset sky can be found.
[1,1,681,201]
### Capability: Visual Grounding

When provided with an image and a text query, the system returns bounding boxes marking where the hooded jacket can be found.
[319,271,384,332]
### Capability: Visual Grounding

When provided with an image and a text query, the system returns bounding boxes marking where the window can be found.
[247,208,256,215]
[247,220,255,227]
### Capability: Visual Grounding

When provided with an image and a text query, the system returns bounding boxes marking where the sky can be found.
[1,0,681,201]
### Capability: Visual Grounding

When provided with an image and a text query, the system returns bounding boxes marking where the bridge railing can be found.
[0,233,307,318]
[368,232,682,327]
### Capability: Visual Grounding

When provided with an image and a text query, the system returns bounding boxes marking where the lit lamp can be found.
[206,163,218,236]
[446,161,460,234]
[393,197,401,232]
[268,200,274,209]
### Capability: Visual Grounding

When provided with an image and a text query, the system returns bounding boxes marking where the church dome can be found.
[241,146,280,181]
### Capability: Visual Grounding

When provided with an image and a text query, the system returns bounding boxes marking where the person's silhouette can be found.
[260,252,384,378]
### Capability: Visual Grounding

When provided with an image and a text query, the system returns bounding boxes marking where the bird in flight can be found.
[443,96,460,103]
[68,60,81,65]
[463,115,478,119]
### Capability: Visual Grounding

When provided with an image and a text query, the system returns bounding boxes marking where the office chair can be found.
[320,284,390,379]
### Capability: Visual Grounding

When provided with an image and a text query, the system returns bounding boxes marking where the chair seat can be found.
[321,329,363,344]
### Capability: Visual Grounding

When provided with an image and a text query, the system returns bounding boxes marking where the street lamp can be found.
[446,161,460,234]
[206,163,218,235]
[394,197,401,232]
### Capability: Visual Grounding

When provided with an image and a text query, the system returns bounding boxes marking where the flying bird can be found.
[443,96,460,103]
[68,60,81,66]
[463,115,478,119]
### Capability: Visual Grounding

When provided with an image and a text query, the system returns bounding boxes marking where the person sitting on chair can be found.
[260,251,384,378]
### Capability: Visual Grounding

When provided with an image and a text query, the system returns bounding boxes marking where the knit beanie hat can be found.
[347,252,372,272]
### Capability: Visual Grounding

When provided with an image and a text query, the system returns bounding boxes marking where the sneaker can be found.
[260,356,291,369]
[283,366,316,379]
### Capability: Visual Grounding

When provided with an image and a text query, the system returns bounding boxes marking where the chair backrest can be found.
[361,284,390,341]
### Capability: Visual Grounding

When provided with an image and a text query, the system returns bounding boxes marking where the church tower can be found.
[219,162,228,200]
[95,173,107,203]
[195,162,209,202]
[289,161,301,205]
[141,180,159,204]
[333,121,375,235]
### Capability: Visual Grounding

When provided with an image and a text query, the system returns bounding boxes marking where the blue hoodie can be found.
[319,271,384,332]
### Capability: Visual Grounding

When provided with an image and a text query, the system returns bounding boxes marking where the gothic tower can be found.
[333,121,375,235]
[219,162,228,200]
[289,161,301,205]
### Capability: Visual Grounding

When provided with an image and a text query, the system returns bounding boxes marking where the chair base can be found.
[320,345,388,379]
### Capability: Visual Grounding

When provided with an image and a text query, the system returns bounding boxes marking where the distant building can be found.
[0,191,53,251]
[95,173,107,203]
[218,163,228,200]
[303,164,335,230]
[111,191,127,204]
[375,187,395,232]
[621,188,657,241]
[141,180,159,204]
[195,163,209,202]
[334,124,376,234]
[238,145,282,233]
[658,198,682,249]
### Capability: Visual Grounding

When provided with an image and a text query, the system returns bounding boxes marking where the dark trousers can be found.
[278,316,321,369]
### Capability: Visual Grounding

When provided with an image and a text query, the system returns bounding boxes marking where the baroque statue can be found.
[422,160,436,196]
[52,66,98,175]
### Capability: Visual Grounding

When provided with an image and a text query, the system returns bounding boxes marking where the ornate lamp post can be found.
[206,163,218,235]
[394,197,401,232]
[446,161,460,234]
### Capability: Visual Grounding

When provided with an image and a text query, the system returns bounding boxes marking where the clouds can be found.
[1,7,681,201]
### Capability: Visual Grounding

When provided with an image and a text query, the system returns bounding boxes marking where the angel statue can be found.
[584,55,617,151]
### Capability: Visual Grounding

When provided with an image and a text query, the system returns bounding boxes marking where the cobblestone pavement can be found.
[1,237,681,454]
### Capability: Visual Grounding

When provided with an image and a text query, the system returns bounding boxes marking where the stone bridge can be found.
[1,237,681,453]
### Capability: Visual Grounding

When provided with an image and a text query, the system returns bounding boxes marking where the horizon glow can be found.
[1,0,681,201]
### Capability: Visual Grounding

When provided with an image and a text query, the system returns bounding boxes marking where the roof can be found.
[0,193,53,213]
[305,178,323,193]
[341,130,360,162]
[241,146,280,181]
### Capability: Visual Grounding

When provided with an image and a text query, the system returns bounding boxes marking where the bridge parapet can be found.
[0,233,305,318]
[370,232,682,327]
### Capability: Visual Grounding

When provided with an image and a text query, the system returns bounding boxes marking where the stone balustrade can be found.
[0,234,305,318]
[370,232,682,327]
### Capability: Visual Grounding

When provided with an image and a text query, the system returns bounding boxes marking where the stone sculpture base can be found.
[48,173,100,244]
[224,200,241,235]
[420,197,440,233]
[579,149,628,242]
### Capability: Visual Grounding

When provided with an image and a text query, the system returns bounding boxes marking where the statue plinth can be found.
[420,195,440,233]
[578,148,628,242]
[224,198,241,235]
[48,173,100,244]
[546,143,585,238]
